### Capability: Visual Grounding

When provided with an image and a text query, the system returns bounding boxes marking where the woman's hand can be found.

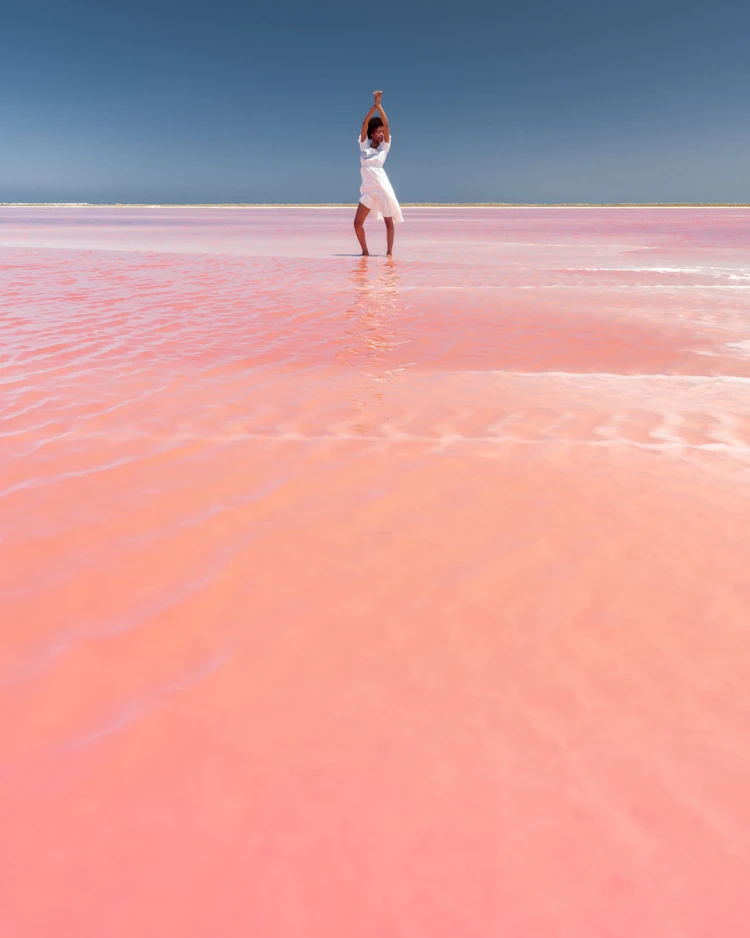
[373,90,383,106]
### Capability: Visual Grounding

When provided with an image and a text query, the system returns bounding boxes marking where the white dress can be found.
[358,135,404,224]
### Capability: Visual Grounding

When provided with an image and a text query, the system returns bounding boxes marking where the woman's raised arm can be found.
[374,91,390,143]
[360,92,380,143]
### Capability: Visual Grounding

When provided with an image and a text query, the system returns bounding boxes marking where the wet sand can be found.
[2,206,750,936]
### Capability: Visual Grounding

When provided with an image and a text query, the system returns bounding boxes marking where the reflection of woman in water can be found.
[354,90,403,258]
[338,258,410,429]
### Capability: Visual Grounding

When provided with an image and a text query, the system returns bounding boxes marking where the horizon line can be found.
[3,202,750,209]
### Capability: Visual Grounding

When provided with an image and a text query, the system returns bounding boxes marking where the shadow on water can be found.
[334,258,414,432]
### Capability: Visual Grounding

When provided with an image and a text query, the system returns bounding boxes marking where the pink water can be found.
[2,206,750,937]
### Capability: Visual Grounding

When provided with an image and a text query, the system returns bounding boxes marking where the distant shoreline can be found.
[2,202,749,209]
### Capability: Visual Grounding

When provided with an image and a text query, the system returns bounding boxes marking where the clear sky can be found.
[2,0,748,203]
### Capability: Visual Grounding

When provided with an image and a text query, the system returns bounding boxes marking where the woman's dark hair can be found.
[367,116,384,140]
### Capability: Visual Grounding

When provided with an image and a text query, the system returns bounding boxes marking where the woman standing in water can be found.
[354,90,403,257]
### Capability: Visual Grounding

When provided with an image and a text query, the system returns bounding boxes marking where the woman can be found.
[354,90,403,257]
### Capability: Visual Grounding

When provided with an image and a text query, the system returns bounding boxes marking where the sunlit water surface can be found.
[2,207,750,937]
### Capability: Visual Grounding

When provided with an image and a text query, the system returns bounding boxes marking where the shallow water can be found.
[2,206,750,937]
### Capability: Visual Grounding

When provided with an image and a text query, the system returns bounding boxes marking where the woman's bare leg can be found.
[354,203,371,255]
[384,217,395,257]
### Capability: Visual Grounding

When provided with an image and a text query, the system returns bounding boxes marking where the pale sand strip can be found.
[2,203,750,209]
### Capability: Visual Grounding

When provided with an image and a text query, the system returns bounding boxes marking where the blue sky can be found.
[2,0,748,203]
